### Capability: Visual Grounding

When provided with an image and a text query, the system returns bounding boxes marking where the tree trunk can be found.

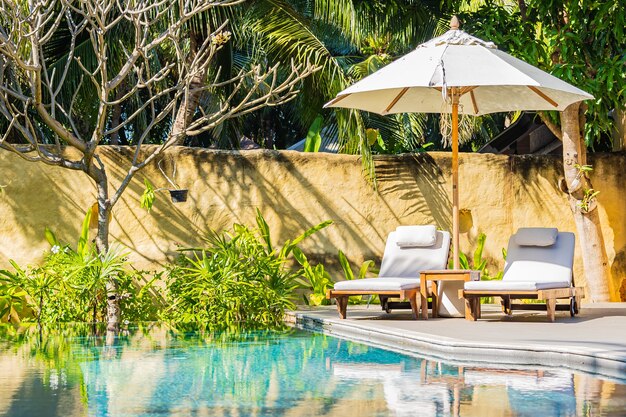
[92,168,121,331]
[171,32,207,146]
[109,103,123,145]
[561,103,613,301]
[109,83,127,145]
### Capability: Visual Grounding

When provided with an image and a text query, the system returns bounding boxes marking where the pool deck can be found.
[287,303,626,380]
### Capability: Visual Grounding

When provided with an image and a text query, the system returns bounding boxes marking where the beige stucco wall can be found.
[0,147,624,300]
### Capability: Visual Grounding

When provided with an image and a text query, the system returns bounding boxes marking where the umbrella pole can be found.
[451,91,460,270]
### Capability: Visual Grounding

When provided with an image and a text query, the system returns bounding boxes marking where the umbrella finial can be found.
[450,15,460,30]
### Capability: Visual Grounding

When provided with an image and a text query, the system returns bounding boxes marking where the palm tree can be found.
[167,0,455,180]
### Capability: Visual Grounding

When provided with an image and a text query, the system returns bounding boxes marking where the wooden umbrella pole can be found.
[451,90,460,270]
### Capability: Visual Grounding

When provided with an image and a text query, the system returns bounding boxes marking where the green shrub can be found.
[293,248,375,306]
[0,212,162,324]
[292,248,334,306]
[161,210,332,331]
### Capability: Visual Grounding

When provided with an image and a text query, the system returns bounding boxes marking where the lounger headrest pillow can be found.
[395,225,437,248]
[514,227,558,247]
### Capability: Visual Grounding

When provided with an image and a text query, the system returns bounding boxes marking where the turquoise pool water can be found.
[0,325,625,417]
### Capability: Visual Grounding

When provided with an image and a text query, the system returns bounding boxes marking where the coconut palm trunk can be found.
[561,103,613,301]
[171,32,207,146]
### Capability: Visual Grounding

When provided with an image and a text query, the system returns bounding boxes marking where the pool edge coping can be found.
[286,311,626,381]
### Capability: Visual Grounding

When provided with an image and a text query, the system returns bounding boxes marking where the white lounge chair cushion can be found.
[514,227,558,247]
[333,277,421,291]
[464,230,575,292]
[464,280,571,291]
[394,225,437,247]
[504,231,575,283]
[333,228,450,293]
[503,260,572,283]
[379,229,450,277]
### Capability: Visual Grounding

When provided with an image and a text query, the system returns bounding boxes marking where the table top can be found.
[420,269,481,281]
[420,269,481,275]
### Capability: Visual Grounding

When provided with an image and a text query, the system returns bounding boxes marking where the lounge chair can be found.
[460,228,583,322]
[326,225,450,319]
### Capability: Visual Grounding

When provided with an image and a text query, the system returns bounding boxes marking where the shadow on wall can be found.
[100,147,201,266]
[591,152,626,301]
[376,153,451,233]
[0,152,96,265]
[3,146,451,274]
[182,148,438,269]
[0,147,624,299]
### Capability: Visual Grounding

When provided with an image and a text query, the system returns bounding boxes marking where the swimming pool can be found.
[1,325,625,416]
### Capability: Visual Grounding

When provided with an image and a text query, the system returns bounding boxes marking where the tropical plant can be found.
[0,212,162,324]
[459,0,624,148]
[140,179,156,212]
[450,233,505,304]
[577,188,600,214]
[294,248,376,306]
[450,233,504,282]
[197,1,463,180]
[338,250,376,304]
[366,127,435,154]
[162,210,332,330]
[0,263,31,323]
[303,115,324,153]
[292,248,333,306]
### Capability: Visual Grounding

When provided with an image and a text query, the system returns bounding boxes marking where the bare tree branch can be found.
[0,0,316,253]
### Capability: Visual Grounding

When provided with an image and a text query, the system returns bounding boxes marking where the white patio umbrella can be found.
[325,17,593,268]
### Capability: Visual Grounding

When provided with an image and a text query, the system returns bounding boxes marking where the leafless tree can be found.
[0,0,316,329]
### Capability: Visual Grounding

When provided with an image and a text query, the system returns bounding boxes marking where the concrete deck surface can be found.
[288,303,626,380]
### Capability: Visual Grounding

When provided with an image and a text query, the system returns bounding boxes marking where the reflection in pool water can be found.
[0,324,625,417]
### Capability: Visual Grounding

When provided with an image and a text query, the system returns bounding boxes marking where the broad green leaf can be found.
[77,210,92,258]
[358,260,375,279]
[473,233,486,268]
[366,128,380,146]
[140,179,156,212]
[309,293,326,306]
[255,208,272,252]
[338,250,354,280]
[291,247,308,267]
[44,228,59,247]
[303,115,323,152]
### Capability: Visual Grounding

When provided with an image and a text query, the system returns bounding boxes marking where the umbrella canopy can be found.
[325,17,593,269]
[325,22,592,115]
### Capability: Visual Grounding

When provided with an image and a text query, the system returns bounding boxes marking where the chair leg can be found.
[380,296,389,313]
[464,297,477,321]
[430,281,439,318]
[335,296,348,319]
[546,298,556,322]
[420,287,429,319]
[409,291,421,320]
[501,296,512,315]
[474,298,482,319]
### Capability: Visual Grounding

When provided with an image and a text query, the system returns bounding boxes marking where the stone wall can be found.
[1,147,624,300]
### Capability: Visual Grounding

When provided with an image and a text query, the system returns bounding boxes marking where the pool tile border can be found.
[286,311,626,381]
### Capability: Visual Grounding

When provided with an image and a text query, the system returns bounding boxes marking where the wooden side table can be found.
[420,270,481,319]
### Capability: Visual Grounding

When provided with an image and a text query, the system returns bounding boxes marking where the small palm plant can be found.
[163,209,332,330]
